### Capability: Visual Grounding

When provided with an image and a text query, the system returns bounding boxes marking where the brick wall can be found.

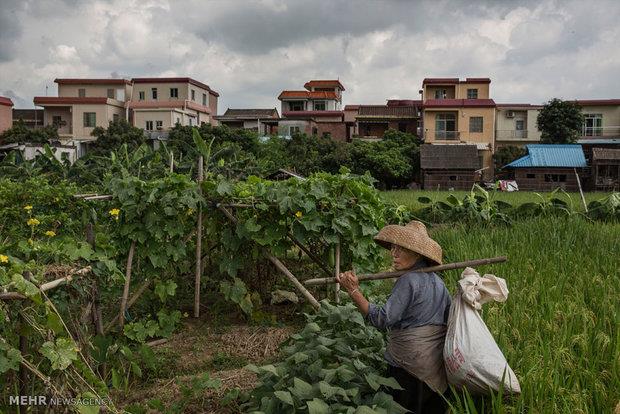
[316,122,347,141]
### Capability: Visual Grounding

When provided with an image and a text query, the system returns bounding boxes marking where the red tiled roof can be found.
[423,99,496,108]
[303,80,345,91]
[33,97,125,108]
[387,99,422,106]
[344,105,360,110]
[422,77,491,85]
[574,99,620,106]
[131,77,220,97]
[0,96,14,107]
[127,100,211,113]
[278,91,339,100]
[423,78,459,85]
[496,103,543,109]
[55,78,131,85]
[282,110,343,118]
[463,78,491,84]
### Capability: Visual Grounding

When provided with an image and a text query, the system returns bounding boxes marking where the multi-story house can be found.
[0,96,13,134]
[33,79,131,143]
[32,77,219,152]
[495,104,543,149]
[277,80,347,140]
[129,78,219,136]
[420,78,496,180]
[344,100,421,141]
[575,99,620,141]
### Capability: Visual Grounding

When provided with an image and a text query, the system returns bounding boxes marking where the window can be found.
[156,120,163,130]
[170,88,178,98]
[78,88,86,98]
[176,117,180,125]
[151,88,158,99]
[526,173,536,179]
[52,116,62,127]
[398,122,407,132]
[469,117,483,133]
[545,174,567,182]
[189,118,193,126]
[290,126,301,135]
[107,89,114,98]
[146,121,153,130]
[467,89,478,99]
[202,93,207,106]
[435,113,457,139]
[191,90,196,101]
[289,101,305,111]
[312,127,318,135]
[83,112,96,128]
[314,100,326,111]
[139,91,145,101]
[113,113,120,122]
[434,89,447,99]
[515,119,524,130]
[583,113,603,136]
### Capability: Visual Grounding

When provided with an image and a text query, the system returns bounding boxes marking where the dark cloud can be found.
[0,2,23,62]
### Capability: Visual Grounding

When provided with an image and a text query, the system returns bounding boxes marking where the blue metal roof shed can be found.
[505,144,587,168]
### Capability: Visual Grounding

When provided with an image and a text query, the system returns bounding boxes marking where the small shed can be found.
[504,144,587,191]
[420,144,480,190]
[592,148,620,191]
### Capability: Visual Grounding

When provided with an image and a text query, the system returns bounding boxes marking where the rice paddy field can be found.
[382,189,611,212]
[372,190,620,412]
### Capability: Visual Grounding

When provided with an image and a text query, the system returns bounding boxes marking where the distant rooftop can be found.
[505,144,587,168]
[304,80,345,91]
[423,77,491,85]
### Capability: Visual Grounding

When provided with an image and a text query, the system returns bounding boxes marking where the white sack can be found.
[443,267,521,394]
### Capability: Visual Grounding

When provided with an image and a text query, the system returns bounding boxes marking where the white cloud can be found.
[0,0,619,110]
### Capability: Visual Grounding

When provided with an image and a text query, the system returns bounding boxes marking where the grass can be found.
[376,216,619,413]
[381,189,612,212]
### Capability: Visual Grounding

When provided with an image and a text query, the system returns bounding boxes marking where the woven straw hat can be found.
[374,220,442,266]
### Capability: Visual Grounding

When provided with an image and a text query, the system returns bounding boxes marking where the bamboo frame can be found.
[194,156,204,318]
[119,241,136,328]
[304,256,508,286]
[0,267,92,301]
[216,204,321,310]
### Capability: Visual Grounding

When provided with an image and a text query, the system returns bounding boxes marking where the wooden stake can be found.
[105,279,151,333]
[119,241,136,328]
[304,256,508,286]
[19,271,31,401]
[334,242,341,304]
[217,204,320,310]
[170,152,174,173]
[574,168,588,212]
[194,156,204,318]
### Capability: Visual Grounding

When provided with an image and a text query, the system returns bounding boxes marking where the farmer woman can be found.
[336,220,451,413]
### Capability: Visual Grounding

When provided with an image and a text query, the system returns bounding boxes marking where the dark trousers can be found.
[387,365,448,414]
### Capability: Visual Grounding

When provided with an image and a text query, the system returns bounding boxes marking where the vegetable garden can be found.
[0,127,619,413]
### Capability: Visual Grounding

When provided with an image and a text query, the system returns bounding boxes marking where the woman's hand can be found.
[336,270,359,294]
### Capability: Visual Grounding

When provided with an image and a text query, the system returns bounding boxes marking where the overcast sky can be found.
[1,0,619,111]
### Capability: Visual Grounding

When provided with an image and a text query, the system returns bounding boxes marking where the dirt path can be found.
[116,318,295,413]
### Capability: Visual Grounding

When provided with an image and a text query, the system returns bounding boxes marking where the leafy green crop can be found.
[243,300,407,413]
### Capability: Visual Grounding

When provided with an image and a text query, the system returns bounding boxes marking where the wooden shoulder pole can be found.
[304,256,508,286]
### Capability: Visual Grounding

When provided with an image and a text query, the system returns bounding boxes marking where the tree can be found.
[88,119,147,155]
[0,119,59,145]
[493,145,526,173]
[536,98,584,144]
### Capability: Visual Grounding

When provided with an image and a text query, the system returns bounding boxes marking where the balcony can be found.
[496,130,528,140]
[581,126,620,138]
[425,130,460,140]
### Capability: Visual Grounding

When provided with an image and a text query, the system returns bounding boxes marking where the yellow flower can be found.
[186,208,195,216]
[109,208,120,217]
[27,218,40,226]
[0,254,8,263]
[24,205,33,211]
[295,211,303,218]
[45,230,56,237]
[28,239,34,245]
